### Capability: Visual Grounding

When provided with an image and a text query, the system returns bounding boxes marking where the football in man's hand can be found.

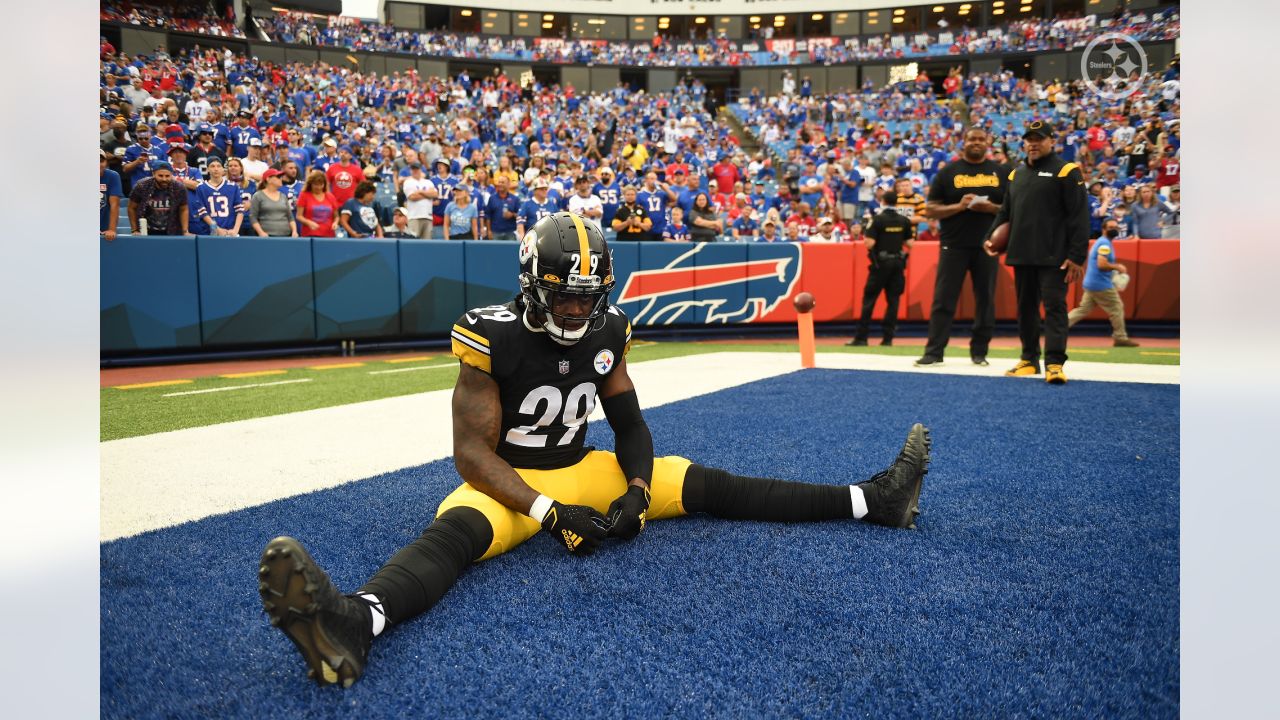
[986,222,1010,255]
[793,292,815,313]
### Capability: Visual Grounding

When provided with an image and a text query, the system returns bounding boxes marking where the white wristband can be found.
[528,494,554,523]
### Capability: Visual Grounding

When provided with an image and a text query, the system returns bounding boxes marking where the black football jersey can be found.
[451,298,633,470]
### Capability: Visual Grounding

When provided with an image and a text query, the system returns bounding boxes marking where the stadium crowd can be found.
[101,2,1178,68]
[100,0,244,39]
[99,27,1179,242]
[262,8,1178,67]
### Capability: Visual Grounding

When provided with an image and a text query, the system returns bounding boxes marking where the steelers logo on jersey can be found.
[594,349,615,375]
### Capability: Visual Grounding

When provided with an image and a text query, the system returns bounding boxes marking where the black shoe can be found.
[971,356,989,366]
[914,356,944,367]
[846,338,868,347]
[858,423,932,529]
[259,537,374,688]
[880,338,893,346]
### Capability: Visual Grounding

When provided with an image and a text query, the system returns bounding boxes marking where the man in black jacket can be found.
[985,120,1087,384]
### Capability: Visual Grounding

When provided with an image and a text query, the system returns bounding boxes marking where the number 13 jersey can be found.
[451,298,633,471]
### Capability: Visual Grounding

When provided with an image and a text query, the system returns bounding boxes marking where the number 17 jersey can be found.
[451,298,633,471]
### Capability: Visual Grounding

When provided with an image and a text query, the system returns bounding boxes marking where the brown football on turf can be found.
[793,292,815,313]
[986,222,1010,255]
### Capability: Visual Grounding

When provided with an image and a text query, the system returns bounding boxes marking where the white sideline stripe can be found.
[817,353,1181,385]
[100,351,1177,542]
[162,379,312,397]
[367,363,456,375]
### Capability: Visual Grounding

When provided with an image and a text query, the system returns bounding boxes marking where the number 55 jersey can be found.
[450,299,633,471]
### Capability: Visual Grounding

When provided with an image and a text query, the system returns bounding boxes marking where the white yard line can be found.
[815,352,1181,385]
[100,351,1177,541]
[162,378,313,397]
[367,363,456,375]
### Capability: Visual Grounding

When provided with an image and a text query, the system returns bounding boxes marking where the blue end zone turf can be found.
[101,369,1178,718]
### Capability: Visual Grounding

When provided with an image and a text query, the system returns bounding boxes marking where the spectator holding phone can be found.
[122,124,168,189]
[688,192,723,242]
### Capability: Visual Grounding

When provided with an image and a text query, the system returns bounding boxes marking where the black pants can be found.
[923,245,998,359]
[1013,264,1069,367]
[855,255,905,342]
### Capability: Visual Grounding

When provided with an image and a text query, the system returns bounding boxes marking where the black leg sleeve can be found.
[682,464,853,522]
[357,507,493,626]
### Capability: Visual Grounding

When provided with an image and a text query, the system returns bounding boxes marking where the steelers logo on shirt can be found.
[593,349,615,375]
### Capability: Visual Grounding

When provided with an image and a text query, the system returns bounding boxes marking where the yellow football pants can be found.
[435,451,692,561]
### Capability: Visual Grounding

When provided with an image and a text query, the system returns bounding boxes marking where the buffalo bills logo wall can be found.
[615,244,802,325]
[593,349,614,375]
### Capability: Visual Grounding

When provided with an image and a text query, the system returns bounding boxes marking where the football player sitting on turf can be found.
[258,211,933,688]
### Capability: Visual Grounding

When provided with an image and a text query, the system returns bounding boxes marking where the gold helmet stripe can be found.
[568,213,590,277]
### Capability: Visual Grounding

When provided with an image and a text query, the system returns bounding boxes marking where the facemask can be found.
[1104,229,1120,239]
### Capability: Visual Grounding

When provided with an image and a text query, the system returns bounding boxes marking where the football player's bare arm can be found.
[451,363,540,515]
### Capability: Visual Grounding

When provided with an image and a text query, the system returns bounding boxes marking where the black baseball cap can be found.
[1022,120,1055,139]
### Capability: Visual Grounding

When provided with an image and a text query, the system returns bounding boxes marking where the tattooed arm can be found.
[451,363,540,514]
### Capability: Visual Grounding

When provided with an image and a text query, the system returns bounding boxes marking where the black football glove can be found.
[606,485,651,541]
[540,501,609,555]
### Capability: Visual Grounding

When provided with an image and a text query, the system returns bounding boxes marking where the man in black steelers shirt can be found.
[916,128,1007,367]
[257,212,933,688]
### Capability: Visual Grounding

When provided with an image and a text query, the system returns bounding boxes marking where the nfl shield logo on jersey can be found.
[558,360,570,375]
[593,349,615,375]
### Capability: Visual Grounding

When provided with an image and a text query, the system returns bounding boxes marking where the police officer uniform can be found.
[851,195,914,345]
[990,121,1089,377]
[919,156,1008,364]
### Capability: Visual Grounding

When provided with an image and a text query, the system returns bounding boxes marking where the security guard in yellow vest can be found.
[985,120,1088,384]
[850,190,915,346]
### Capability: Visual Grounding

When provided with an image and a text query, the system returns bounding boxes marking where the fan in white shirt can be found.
[567,178,604,232]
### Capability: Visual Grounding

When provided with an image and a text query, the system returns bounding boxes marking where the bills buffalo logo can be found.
[614,244,802,325]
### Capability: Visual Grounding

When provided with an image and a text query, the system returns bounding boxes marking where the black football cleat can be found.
[858,423,932,529]
[258,537,373,688]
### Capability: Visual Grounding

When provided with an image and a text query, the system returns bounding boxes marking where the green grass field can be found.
[101,340,1178,441]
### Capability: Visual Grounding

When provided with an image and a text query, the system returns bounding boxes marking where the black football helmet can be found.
[518,212,615,345]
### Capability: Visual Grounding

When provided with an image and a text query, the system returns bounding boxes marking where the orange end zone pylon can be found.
[797,311,816,369]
